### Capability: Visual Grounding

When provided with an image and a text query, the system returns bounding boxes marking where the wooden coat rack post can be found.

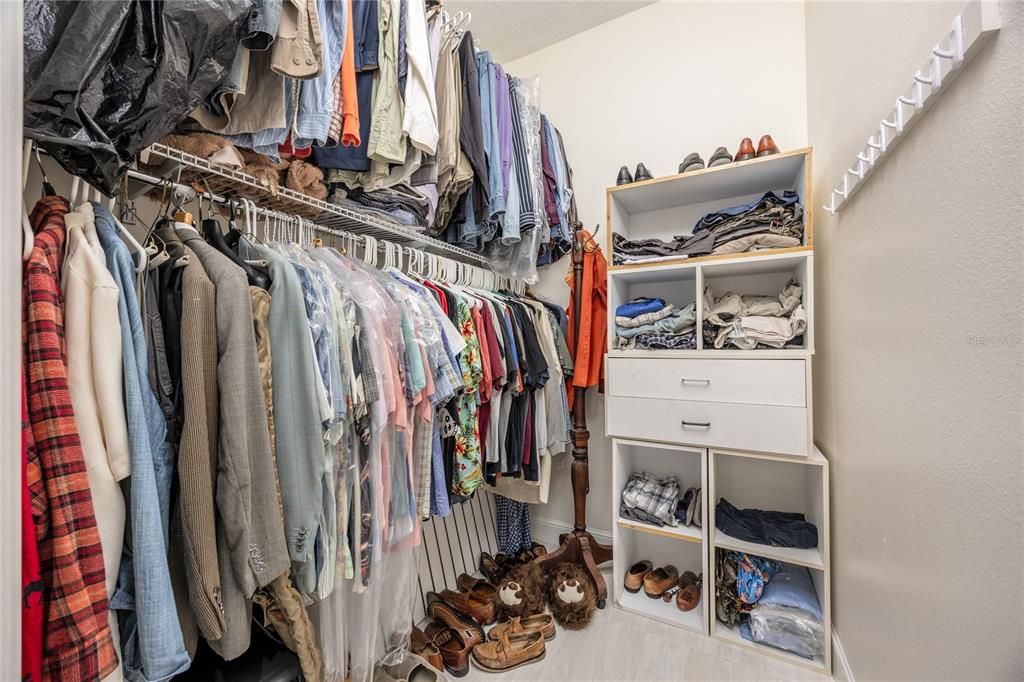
[535,222,613,607]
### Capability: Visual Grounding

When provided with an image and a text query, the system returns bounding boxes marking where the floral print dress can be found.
[452,296,484,496]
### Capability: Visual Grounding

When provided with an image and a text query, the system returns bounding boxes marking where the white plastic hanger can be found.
[22,140,34,261]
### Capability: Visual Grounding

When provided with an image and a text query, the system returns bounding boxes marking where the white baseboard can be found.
[531,515,613,550]
[832,628,854,681]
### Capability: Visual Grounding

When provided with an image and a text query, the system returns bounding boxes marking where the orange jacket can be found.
[565,229,607,409]
[340,0,360,147]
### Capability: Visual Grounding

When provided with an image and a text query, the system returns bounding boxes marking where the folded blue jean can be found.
[616,304,695,339]
[716,498,818,549]
[615,297,667,319]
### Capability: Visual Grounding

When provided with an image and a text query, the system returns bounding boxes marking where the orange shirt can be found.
[339,0,360,147]
[565,229,607,409]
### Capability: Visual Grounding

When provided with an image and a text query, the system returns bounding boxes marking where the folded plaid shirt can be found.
[621,471,680,526]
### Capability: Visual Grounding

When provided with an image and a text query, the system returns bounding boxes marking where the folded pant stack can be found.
[702,279,806,350]
[614,297,697,350]
[612,191,804,265]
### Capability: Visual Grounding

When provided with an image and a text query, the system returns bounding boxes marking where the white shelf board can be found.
[608,148,810,214]
[617,587,704,634]
[617,516,704,544]
[607,348,812,360]
[712,444,828,467]
[713,529,825,570]
[608,247,811,281]
[714,620,826,672]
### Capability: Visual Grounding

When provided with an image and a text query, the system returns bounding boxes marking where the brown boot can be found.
[756,134,780,157]
[734,137,756,162]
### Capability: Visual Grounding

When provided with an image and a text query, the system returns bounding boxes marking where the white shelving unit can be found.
[611,439,709,635]
[604,149,831,675]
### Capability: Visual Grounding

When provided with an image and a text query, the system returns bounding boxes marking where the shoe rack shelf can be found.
[604,149,830,674]
[605,146,813,272]
[611,439,711,636]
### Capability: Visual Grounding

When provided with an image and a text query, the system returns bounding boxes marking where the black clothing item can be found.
[715,498,819,549]
[24,0,250,193]
[457,31,489,224]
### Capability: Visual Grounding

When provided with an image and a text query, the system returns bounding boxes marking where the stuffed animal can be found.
[494,562,545,621]
[546,562,597,630]
[160,133,246,168]
[286,159,328,200]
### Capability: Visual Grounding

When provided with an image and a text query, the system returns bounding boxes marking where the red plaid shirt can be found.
[24,197,118,681]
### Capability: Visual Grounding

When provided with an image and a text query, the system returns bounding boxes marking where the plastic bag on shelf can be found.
[24,0,250,193]
[748,604,826,659]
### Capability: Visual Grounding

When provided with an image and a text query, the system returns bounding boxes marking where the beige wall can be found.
[805,1,1024,679]
[506,0,810,539]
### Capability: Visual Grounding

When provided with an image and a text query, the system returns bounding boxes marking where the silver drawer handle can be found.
[680,378,711,386]
[681,420,711,429]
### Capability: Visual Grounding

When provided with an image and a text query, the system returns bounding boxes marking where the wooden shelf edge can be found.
[712,532,825,571]
[609,245,813,274]
[616,518,704,544]
[605,147,814,195]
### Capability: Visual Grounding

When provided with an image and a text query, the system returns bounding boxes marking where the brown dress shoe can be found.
[471,631,546,673]
[734,137,756,162]
[487,613,556,642]
[432,588,497,625]
[756,134,780,157]
[425,597,485,678]
[624,560,652,594]
[643,564,679,598]
[411,625,445,672]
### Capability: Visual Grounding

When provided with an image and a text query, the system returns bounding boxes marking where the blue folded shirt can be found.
[615,297,667,319]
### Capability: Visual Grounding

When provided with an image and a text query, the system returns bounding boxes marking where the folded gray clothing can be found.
[330,183,431,227]
[712,233,802,255]
[714,306,807,349]
[616,303,696,339]
[615,303,676,329]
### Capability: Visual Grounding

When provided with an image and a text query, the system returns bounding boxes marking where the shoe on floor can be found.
[424,617,479,678]
[384,652,446,682]
[708,146,733,167]
[756,134,780,157]
[411,625,445,672]
[642,564,678,598]
[734,137,756,162]
[624,559,653,593]
[471,631,546,673]
[431,587,497,625]
[634,162,654,182]
[678,152,705,174]
[487,613,556,641]
[616,165,633,185]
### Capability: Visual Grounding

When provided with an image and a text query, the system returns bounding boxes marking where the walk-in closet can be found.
[5,1,1022,681]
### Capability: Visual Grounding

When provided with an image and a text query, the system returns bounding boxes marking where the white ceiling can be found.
[451,1,657,63]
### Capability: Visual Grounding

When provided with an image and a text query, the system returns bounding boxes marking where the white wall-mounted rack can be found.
[823,0,1001,215]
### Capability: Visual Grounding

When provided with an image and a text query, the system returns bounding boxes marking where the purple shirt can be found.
[494,64,513,203]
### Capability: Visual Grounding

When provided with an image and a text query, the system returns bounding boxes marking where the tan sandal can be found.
[487,613,556,642]
[471,630,546,673]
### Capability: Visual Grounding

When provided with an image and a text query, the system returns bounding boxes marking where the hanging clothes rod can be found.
[124,166,527,294]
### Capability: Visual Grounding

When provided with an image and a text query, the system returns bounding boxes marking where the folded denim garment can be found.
[616,303,696,339]
[716,498,819,549]
[615,297,667,319]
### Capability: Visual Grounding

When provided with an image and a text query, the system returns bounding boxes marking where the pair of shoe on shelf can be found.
[679,134,780,173]
[478,542,547,584]
[616,162,654,186]
[625,561,703,612]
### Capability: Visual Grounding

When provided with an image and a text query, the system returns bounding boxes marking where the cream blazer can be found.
[62,203,131,682]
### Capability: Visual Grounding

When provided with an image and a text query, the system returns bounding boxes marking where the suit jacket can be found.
[180,231,289,659]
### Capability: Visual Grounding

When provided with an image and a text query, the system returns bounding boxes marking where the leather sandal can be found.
[487,613,556,642]
[624,560,652,594]
[643,564,678,598]
[411,625,445,673]
[471,630,546,672]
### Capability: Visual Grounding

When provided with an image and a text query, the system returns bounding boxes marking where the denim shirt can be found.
[94,205,190,682]
[294,0,346,148]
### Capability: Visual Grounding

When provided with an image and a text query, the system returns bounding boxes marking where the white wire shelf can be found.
[138,142,490,265]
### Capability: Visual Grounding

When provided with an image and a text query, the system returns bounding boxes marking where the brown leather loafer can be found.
[471,631,546,673]
[431,588,497,625]
[487,613,556,642]
[734,137,756,162]
[424,620,473,678]
[643,564,678,598]
[756,134,780,157]
[456,574,498,617]
[624,560,652,594]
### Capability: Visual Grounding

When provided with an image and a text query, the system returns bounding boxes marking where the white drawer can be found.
[606,358,806,407]
[606,396,808,456]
